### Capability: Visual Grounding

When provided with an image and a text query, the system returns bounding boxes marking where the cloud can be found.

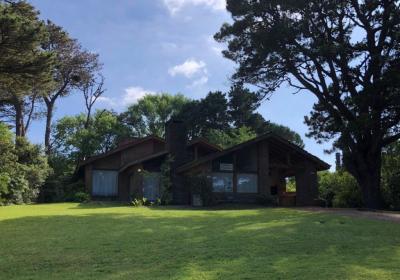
[163,0,226,15]
[95,87,156,109]
[122,86,156,106]
[168,58,207,78]
[189,76,208,88]
[96,96,118,107]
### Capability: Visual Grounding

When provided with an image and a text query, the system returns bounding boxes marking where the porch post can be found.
[295,161,318,206]
[258,141,271,195]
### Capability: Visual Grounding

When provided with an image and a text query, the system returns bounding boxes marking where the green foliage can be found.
[318,171,362,208]
[53,110,130,162]
[121,93,190,137]
[285,177,296,192]
[381,142,400,210]
[216,0,400,208]
[186,174,215,206]
[0,1,54,93]
[0,124,50,204]
[72,191,90,203]
[131,197,151,207]
[159,155,173,205]
[206,126,256,149]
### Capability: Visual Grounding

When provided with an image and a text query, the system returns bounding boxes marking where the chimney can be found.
[165,119,187,165]
[165,119,189,204]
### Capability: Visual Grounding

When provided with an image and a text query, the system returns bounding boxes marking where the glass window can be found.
[237,173,258,193]
[212,173,233,192]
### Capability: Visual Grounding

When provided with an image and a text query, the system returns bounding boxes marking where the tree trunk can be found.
[343,147,383,209]
[44,99,54,155]
[14,100,25,137]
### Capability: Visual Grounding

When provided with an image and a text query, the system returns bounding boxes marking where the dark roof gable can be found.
[177,132,330,173]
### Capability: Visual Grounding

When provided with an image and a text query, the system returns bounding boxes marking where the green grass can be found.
[1,203,400,280]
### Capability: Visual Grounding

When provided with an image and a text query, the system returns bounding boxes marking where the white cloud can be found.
[96,96,118,107]
[189,76,208,88]
[168,58,207,78]
[122,86,156,106]
[95,87,156,109]
[163,0,226,15]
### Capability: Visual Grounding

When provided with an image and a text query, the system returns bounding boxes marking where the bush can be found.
[131,197,152,207]
[381,142,400,210]
[186,174,215,206]
[72,192,90,203]
[318,171,362,208]
[382,173,400,210]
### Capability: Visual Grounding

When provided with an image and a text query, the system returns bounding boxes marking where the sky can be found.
[29,0,335,168]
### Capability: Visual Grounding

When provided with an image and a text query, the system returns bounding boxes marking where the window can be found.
[237,173,258,193]
[212,173,233,192]
[92,170,118,196]
[271,185,278,196]
[143,172,160,201]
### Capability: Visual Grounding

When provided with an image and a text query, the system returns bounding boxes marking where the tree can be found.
[177,91,231,138]
[381,141,400,210]
[206,126,256,149]
[215,0,400,208]
[81,74,105,129]
[53,110,130,164]
[0,122,17,204]
[0,1,54,137]
[0,122,50,204]
[0,1,53,94]
[121,93,190,137]
[227,84,304,147]
[41,21,101,154]
[228,84,261,128]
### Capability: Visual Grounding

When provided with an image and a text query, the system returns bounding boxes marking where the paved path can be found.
[297,207,400,224]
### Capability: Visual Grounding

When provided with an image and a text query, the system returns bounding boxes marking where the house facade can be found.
[80,120,330,206]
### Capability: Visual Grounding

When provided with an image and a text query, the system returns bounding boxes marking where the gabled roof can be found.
[79,135,165,167]
[176,132,330,173]
[119,151,168,172]
[188,138,223,152]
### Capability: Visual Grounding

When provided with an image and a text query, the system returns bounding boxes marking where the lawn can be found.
[1,203,400,280]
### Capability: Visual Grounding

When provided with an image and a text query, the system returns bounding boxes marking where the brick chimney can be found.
[165,119,188,165]
[165,119,189,204]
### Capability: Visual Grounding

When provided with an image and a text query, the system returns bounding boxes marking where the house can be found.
[80,120,330,206]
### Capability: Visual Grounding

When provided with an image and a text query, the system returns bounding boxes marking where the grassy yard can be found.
[0,203,400,280]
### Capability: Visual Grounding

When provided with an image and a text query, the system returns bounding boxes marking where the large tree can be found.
[121,93,190,137]
[0,1,53,94]
[0,1,54,137]
[227,84,304,147]
[41,21,101,154]
[215,0,400,208]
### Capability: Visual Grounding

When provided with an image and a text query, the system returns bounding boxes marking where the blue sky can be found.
[29,0,335,168]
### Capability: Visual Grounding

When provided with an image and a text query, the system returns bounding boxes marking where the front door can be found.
[143,172,160,201]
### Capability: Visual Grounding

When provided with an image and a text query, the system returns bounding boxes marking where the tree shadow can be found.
[1,207,399,279]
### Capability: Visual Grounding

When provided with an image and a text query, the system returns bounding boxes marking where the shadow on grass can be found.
[1,207,399,279]
[73,201,271,211]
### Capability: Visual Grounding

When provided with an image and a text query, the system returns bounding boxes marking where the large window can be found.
[92,170,118,196]
[237,173,258,193]
[212,173,233,192]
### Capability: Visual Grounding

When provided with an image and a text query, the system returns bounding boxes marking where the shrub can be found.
[382,172,400,210]
[318,171,362,208]
[381,142,400,210]
[131,197,151,207]
[72,192,90,203]
[186,174,215,206]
